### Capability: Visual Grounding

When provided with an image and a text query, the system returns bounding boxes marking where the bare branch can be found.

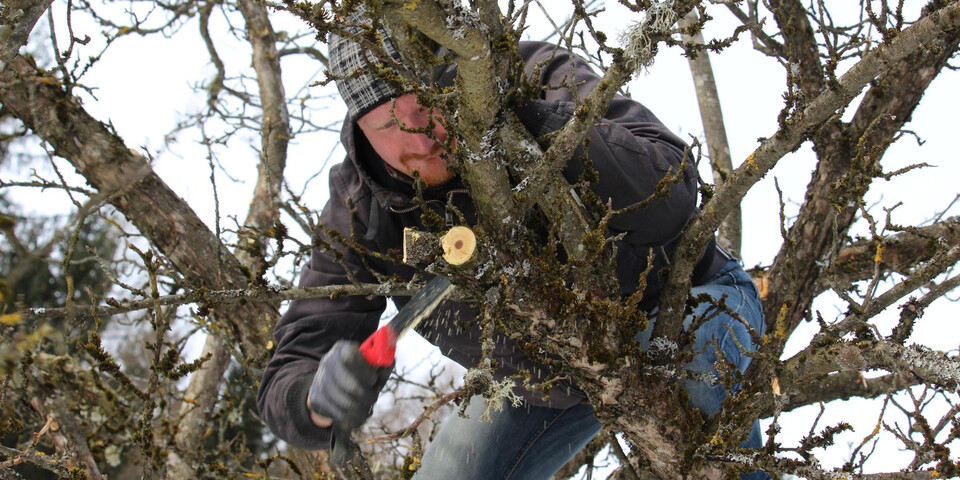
[21,283,421,321]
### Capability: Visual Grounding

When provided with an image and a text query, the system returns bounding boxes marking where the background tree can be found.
[0,0,958,479]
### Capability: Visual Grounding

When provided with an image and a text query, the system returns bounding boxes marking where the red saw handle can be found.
[358,276,454,368]
[359,325,398,367]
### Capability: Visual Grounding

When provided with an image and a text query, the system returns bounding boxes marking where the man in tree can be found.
[258,13,767,479]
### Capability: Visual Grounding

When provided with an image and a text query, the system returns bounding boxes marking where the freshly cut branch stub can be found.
[402,228,428,265]
[402,228,446,267]
[441,226,477,266]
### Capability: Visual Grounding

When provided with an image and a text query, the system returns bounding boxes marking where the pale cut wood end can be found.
[441,226,477,266]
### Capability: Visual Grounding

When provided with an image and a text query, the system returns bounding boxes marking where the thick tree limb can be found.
[0,55,274,359]
[785,342,960,393]
[827,216,960,289]
[769,370,916,416]
[763,0,960,348]
[0,0,54,72]
[653,0,960,341]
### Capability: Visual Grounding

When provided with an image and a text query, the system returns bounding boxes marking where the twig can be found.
[31,416,54,446]
[607,432,640,480]
[22,282,424,321]
[368,388,468,443]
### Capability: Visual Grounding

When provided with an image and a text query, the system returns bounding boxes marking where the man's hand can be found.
[307,340,393,433]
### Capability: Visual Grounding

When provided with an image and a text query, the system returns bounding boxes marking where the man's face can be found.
[357,93,456,186]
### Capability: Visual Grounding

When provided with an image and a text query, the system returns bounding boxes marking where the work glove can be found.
[307,340,392,461]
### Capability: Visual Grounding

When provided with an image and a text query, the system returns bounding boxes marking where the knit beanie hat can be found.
[328,10,455,120]
[327,16,403,120]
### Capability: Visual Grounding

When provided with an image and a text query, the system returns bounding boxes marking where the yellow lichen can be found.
[774,303,789,341]
[0,313,21,326]
[874,243,885,264]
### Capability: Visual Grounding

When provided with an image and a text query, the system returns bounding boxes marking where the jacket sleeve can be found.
[257,168,386,450]
[514,41,699,300]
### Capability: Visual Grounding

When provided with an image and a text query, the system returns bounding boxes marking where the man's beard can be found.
[400,144,453,185]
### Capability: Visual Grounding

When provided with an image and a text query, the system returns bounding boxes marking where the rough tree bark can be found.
[0,0,54,71]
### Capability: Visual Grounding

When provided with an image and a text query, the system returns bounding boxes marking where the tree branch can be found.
[785,341,960,393]
[679,9,741,256]
[769,370,917,416]
[0,55,275,359]
[164,1,293,473]
[762,0,960,351]
[0,0,54,72]
[828,216,960,289]
[383,0,524,239]
[21,283,422,321]
[654,0,960,341]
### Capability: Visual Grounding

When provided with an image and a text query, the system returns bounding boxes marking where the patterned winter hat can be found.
[327,17,403,120]
[328,9,455,120]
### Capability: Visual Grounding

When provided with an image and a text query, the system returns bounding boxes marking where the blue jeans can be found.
[414,259,767,480]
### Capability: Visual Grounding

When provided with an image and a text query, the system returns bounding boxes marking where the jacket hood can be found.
[339,117,411,210]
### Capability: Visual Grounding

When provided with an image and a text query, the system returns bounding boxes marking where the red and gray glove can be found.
[307,340,392,460]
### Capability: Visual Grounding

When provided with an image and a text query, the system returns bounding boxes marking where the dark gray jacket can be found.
[257,41,725,450]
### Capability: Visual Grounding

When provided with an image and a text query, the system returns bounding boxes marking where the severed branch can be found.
[402,226,479,268]
[441,226,477,266]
